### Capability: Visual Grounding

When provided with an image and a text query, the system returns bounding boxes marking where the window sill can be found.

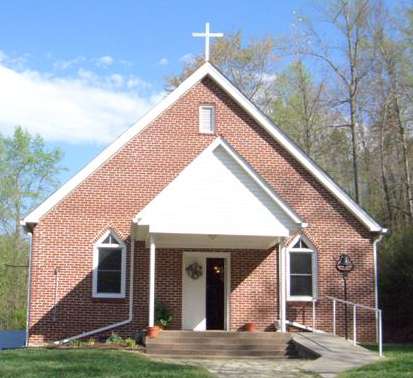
[92,297,127,303]
[287,296,316,302]
[92,293,126,300]
[198,132,216,136]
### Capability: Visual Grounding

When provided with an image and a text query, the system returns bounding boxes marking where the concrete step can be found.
[146,343,288,352]
[146,348,289,357]
[154,331,287,339]
[145,331,296,358]
[147,337,289,346]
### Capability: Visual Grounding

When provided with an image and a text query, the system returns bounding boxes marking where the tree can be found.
[361,3,413,228]
[0,126,63,329]
[271,61,332,156]
[294,0,378,204]
[166,32,277,112]
[271,60,353,191]
[380,228,413,342]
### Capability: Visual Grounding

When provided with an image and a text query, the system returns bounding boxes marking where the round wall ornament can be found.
[186,262,203,280]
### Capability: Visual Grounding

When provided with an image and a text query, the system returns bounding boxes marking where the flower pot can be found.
[245,322,256,332]
[147,326,160,338]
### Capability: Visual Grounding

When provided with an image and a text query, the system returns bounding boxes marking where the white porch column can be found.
[148,235,156,327]
[279,242,287,332]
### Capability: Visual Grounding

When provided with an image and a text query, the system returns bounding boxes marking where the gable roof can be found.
[133,137,305,239]
[22,62,386,234]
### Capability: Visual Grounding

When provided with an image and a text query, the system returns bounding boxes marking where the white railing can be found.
[310,296,383,357]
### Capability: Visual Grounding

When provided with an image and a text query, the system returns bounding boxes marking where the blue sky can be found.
[0,0,335,182]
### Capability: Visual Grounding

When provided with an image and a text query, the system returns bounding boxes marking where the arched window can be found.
[287,236,317,301]
[92,230,126,298]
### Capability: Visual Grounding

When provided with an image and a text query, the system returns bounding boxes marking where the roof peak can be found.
[22,59,385,234]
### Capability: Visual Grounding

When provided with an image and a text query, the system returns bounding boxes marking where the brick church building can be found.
[22,60,386,346]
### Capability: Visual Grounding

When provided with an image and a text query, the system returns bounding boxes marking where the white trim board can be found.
[92,230,127,299]
[286,234,317,302]
[133,137,307,238]
[22,62,386,234]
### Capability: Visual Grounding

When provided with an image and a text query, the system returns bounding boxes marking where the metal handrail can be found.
[311,296,383,357]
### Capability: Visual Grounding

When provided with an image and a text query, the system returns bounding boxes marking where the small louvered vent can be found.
[199,105,215,134]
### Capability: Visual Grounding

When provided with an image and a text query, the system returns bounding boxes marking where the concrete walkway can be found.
[153,357,317,378]
[0,330,26,350]
[292,332,380,378]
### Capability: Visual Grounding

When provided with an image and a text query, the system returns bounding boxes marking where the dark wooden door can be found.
[206,258,225,330]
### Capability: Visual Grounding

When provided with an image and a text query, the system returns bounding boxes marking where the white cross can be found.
[192,22,224,62]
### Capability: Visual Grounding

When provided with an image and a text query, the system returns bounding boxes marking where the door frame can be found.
[182,252,231,331]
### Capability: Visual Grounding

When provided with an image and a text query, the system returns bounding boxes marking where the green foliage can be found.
[0,126,63,330]
[0,348,212,377]
[155,300,173,329]
[123,337,137,349]
[86,337,96,346]
[0,126,63,234]
[271,61,353,194]
[67,339,83,348]
[379,229,413,341]
[105,332,124,345]
[0,234,28,330]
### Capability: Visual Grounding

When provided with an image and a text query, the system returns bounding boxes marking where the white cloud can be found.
[110,73,124,87]
[97,55,114,67]
[159,57,168,65]
[53,56,85,70]
[0,50,8,62]
[0,63,164,144]
[180,53,195,65]
[126,75,152,90]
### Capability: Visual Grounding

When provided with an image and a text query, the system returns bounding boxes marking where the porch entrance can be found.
[206,258,225,330]
[182,252,230,331]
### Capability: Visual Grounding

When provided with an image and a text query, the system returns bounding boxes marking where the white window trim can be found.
[92,230,127,299]
[286,235,317,302]
[199,105,215,134]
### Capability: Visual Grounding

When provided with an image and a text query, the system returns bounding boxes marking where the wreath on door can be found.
[186,262,203,280]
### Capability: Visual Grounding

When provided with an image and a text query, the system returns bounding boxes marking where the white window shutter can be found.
[199,106,215,134]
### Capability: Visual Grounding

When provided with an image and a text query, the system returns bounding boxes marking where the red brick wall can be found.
[28,77,377,345]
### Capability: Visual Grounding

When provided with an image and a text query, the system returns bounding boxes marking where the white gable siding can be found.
[138,144,297,237]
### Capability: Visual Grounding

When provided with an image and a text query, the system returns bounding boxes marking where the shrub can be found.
[105,332,123,345]
[155,301,173,329]
[68,339,82,348]
[86,337,96,346]
[124,337,137,349]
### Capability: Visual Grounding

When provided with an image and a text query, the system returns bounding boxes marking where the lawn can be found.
[0,348,212,378]
[340,344,413,378]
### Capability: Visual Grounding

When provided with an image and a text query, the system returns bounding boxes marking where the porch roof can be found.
[133,138,306,248]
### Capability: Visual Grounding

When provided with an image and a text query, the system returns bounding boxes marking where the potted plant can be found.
[245,322,256,332]
[155,300,173,330]
[146,326,160,338]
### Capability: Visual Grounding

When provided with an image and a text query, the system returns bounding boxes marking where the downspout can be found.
[373,233,385,310]
[25,231,33,347]
[373,232,385,342]
[54,229,135,345]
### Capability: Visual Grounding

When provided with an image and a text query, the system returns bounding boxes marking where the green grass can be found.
[339,344,413,378]
[0,348,212,378]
